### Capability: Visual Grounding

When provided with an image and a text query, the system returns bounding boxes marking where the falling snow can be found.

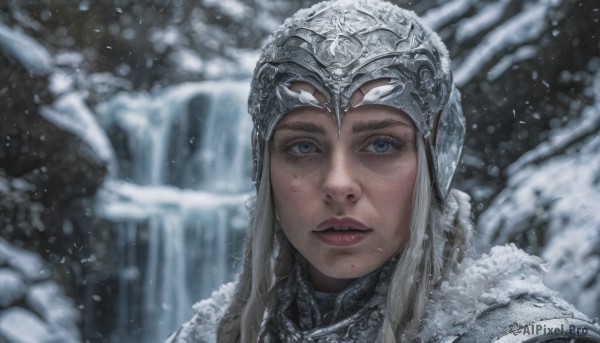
[1,1,599,342]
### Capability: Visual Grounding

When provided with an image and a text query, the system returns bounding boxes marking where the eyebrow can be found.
[275,122,326,135]
[352,119,413,133]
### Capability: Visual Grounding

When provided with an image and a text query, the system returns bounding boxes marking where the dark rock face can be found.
[1,17,107,248]
[1,35,106,257]
[1,22,108,342]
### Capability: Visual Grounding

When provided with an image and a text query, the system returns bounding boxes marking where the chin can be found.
[318,257,382,279]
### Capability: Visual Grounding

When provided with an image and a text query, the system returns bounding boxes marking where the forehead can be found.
[277,106,415,130]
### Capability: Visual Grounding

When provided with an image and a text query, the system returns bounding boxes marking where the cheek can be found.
[377,172,416,204]
[273,173,302,196]
[289,174,303,193]
[271,174,312,247]
[378,170,416,231]
[271,169,309,218]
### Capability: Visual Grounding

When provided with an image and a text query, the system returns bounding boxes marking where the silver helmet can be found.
[248,0,465,202]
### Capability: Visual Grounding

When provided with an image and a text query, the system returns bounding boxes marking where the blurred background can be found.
[0,0,599,342]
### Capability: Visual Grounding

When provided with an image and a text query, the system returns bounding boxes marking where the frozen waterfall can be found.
[94,80,253,342]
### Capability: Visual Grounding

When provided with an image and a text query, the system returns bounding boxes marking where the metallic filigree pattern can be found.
[248,0,466,201]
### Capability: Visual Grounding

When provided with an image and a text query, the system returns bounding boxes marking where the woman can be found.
[167,0,600,342]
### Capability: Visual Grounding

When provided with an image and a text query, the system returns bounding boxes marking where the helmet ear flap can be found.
[431,85,466,203]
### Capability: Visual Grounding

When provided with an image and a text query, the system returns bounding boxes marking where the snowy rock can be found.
[422,0,476,31]
[0,308,51,343]
[0,239,49,282]
[0,238,82,343]
[0,269,25,307]
[453,1,557,86]
[27,282,81,342]
[40,93,117,175]
[0,23,53,77]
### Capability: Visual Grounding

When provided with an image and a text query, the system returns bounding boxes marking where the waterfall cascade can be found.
[94,80,253,342]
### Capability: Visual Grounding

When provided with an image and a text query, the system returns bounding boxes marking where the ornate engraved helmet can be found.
[248,0,465,203]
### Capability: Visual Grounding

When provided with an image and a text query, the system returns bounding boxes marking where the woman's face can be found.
[270,82,418,292]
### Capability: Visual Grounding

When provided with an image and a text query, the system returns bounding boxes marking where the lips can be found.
[315,217,370,231]
[314,217,371,246]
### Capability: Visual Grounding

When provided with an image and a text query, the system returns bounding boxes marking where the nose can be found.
[320,151,362,205]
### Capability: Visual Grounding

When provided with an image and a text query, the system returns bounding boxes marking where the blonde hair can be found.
[217,136,468,342]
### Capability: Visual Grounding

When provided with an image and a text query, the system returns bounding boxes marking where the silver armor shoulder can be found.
[447,296,600,343]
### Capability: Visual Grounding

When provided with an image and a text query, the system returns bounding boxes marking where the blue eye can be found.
[372,140,391,153]
[291,142,316,154]
[365,137,401,154]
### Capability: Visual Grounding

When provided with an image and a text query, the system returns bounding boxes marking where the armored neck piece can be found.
[260,253,394,342]
[249,0,466,201]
